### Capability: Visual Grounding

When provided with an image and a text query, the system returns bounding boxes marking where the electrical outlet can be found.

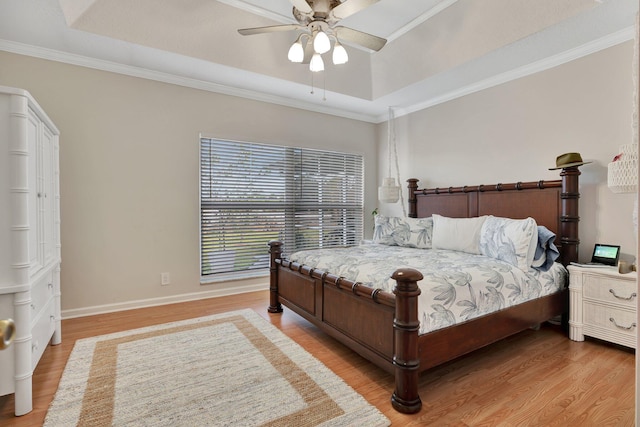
[161,272,170,286]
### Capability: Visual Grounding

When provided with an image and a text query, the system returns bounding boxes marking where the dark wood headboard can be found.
[407,167,581,266]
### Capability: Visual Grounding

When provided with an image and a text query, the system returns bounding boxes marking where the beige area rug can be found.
[44,308,390,427]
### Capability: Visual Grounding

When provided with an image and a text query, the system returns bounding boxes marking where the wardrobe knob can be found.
[0,319,16,350]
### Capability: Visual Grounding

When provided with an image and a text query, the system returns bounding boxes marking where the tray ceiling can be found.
[0,0,637,122]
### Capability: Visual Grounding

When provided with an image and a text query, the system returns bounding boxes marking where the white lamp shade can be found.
[378,177,400,203]
[313,30,331,54]
[288,41,304,63]
[309,53,324,72]
[332,42,348,65]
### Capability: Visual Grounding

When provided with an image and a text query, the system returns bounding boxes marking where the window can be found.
[200,138,364,279]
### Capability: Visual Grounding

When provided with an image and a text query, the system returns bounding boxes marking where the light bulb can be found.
[313,30,330,54]
[309,53,324,72]
[288,41,304,63]
[332,42,348,65]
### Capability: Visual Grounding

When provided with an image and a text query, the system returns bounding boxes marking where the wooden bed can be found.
[267,166,581,414]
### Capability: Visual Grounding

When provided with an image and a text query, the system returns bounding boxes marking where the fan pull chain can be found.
[323,71,326,101]
[310,71,314,95]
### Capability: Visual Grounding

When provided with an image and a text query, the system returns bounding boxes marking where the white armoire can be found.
[0,86,61,416]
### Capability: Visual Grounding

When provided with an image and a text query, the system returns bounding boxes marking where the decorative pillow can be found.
[431,214,487,254]
[373,215,433,249]
[479,216,538,271]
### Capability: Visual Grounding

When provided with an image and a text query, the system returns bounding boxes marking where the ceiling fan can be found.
[237,0,387,71]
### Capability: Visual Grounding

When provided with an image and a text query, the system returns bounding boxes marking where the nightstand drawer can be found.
[569,265,637,349]
[583,276,637,309]
[583,302,637,344]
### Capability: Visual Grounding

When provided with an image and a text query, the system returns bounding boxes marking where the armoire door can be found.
[27,107,42,277]
[27,106,56,278]
[41,123,55,267]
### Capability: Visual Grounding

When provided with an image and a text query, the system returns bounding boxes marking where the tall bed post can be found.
[268,240,283,313]
[391,268,423,414]
[560,166,581,265]
[407,178,419,218]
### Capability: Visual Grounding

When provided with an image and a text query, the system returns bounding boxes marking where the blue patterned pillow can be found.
[373,215,433,249]
[479,216,538,271]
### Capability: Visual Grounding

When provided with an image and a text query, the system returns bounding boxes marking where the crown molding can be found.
[379,25,635,123]
[0,39,380,123]
[385,0,459,44]
[0,22,634,126]
[216,0,293,24]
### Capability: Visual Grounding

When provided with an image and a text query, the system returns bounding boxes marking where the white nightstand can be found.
[568,265,637,349]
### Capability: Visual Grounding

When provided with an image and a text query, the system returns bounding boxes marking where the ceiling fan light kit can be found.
[332,41,348,65]
[310,53,325,72]
[313,30,331,54]
[238,0,387,73]
[287,37,305,62]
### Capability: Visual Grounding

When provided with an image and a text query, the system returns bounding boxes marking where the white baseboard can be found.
[61,281,269,319]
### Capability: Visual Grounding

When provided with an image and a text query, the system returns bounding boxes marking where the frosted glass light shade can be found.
[288,41,304,63]
[332,42,348,65]
[309,53,324,72]
[313,30,331,54]
[378,177,400,203]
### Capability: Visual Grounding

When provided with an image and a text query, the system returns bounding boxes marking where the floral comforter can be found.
[288,244,567,334]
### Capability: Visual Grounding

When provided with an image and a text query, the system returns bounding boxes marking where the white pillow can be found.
[373,215,433,249]
[431,214,487,254]
[479,216,538,271]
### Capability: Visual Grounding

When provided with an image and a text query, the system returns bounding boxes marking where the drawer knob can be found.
[609,289,637,301]
[609,317,637,331]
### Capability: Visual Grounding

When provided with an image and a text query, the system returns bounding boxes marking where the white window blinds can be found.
[200,138,364,278]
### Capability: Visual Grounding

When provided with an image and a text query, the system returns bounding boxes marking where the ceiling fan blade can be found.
[330,0,379,21]
[289,0,313,14]
[334,26,387,51]
[238,24,301,36]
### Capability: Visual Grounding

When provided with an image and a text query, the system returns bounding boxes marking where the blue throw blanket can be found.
[532,226,560,271]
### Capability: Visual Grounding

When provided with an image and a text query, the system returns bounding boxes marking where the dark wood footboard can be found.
[268,240,425,413]
[268,240,397,371]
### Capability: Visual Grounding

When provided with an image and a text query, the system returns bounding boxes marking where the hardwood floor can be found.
[0,290,635,426]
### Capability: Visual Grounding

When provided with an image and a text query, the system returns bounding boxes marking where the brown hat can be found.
[549,152,592,170]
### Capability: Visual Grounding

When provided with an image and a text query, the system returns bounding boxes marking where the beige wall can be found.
[1,39,635,315]
[0,51,378,315]
[378,41,637,264]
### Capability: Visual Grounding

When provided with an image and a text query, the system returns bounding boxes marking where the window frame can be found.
[199,136,364,283]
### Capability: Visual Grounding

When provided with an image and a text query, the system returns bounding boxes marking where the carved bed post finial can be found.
[407,179,419,218]
[268,240,283,313]
[560,167,581,265]
[391,268,423,414]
